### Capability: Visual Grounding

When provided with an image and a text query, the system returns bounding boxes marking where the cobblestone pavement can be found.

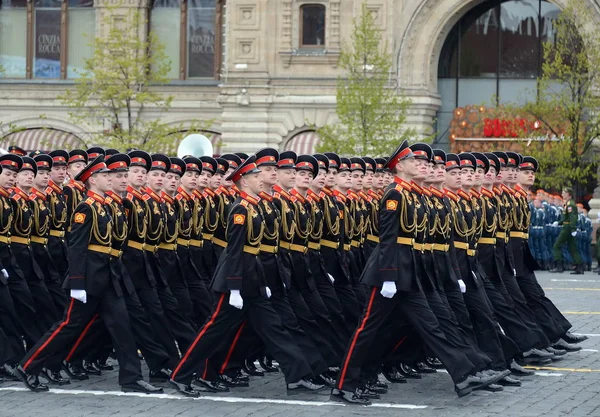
[2,271,600,417]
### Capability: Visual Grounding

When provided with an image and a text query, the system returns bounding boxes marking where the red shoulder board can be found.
[176,194,184,201]
[29,193,38,201]
[11,194,20,201]
[289,195,298,203]
[85,198,95,205]
[240,200,249,208]
[126,192,134,201]
[45,187,53,195]
[105,196,113,204]
[273,192,281,199]
[142,194,151,201]
[394,184,403,192]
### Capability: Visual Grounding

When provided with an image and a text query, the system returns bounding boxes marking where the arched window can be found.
[151,0,224,80]
[300,4,325,48]
[0,0,95,79]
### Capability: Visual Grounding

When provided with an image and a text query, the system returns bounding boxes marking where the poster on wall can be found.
[34,9,61,78]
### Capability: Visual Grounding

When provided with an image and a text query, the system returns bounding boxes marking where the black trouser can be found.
[333,283,361,334]
[20,288,142,385]
[517,271,571,342]
[171,293,313,386]
[7,275,43,348]
[336,287,476,392]
[0,285,25,364]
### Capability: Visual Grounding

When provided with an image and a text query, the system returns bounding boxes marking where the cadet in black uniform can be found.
[63,150,88,225]
[47,150,70,285]
[17,155,162,394]
[170,155,321,398]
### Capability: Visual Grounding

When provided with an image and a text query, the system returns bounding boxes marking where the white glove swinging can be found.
[229,290,244,309]
[70,289,87,304]
[380,281,397,299]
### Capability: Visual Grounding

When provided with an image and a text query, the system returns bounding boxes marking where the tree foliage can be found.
[59,4,210,153]
[316,3,415,156]
[510,0,600,195]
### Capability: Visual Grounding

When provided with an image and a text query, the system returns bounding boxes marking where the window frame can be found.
[299,3,326,49]
[150,0,225,81]
[0,0,93,80]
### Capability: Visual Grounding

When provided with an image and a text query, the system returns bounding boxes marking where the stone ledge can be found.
[279,51,340,68]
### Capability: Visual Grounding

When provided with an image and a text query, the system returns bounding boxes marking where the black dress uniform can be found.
[333,141,485,404]
[199,156,220,278]
[11,158,59,332]
[30,154,68,314]
[170,156,314,397]
[47,150,70,282]
[18,156,159,394]
[63,149,88,224]
[211,158,230,260]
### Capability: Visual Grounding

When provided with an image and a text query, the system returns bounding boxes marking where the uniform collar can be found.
[258,191,273,202]
[12,187,29,199]
[321,186,333,197]
[290,188,306,203]
[144,187,162,202]
[87,190,105,204]
[68,179,86,192]
[444,188,460,202]
[394,176,412,191]
[457,189,471,200]
[307,188,321,202]
[430,186,444,198]
[106,190,123,204]
[204,188,215,197]
[160,190,174,204]
[470,189,481,198]
[481,188,494,198]
[272,184,292,199]
[0,187,9,198]
[29,188,46,200]
[216,185,229,195]
[410,181,423,194]
[176,186,193,200]
[48,179,62,193]
[239,191,260,206]
[126,185,144,199]
[332,188,347,202]
[501,184,514,195]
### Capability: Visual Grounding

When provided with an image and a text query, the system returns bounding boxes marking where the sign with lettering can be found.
[187,8,215,78]
[34,10,61,78]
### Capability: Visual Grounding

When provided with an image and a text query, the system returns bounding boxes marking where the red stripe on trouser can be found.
[391,335,408,354]
[172,293,226,381]
[65,314,99,362]
[23,298,76,371]
[202,359,209,380]
[337,287,377,390]
[219,321,247,374]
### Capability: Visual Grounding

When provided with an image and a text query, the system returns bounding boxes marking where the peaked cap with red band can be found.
[505,151,521,168]
[221,154,242,170]
[432,149,446,165]
[339,157,351,173]
[323,152,341,170]
[128,150,152,172]
[215,157,229,174]
[349,157,366,174]
[33,154,53,171]
[235,152,249,163]
[384,140,413,170]
[295,154,319,179]
[255,148,279,167]
[200,156,218,174]
[183,156,202,173]
[49,150,69,167]
[485,152,501,174]
[278,151,297,169]
[106,153,130,172]
[458,152,477,170]
[75,155,110,183]
[86,147,106,160]
[362,156,376,173]
[169,157,186,176]
[519,156,538,172]
[492,151,508,167]
[445,153,460,171]
[471,152,490,174]
[105,148,120,157]
[69,149,88,165]
[0,154,23,172]
[226,154,261,182]
[410,143,433,162]
[8,145,27,156]
[20,156,38,176]
[151,153,171,172]
[313,153,330,172]
[375,157,387,172]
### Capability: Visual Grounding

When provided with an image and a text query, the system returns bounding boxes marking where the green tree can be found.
[59,5,210,154]
[316,3,415,156]
[510,0,600,196]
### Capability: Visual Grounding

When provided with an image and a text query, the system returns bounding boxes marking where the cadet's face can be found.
[312,169,327,190]
[147,170,165,192]
[483,166,497,186]
[278,168,296,189]
[68,162,86,179]
[335,171,352,189]
[181,171,199,190]
[209,172,222,189]
[0,169,17,189]
[259,166,278,188]
[495,168,504,184]
[505,167,517,184]
[243,172,263,195]
[561,190,570,201]
[296,169,312,189]
[92,172,112,193]
[413,159,429,180]
[460,168,474,187]
[474,167,485,186]
[445,169,462,189]
[222,167,234,188]
[17,170,34,189]
[423,163,435,183]
[129,166,147,188]
[326,168,337,188]
[398,157,418,178]
[198,170,212,188]
[50,165,67,184]
[518,169,535,186]
[351,171,364,190]
[165,173,180,193]
[110,171,129,193]
[432,164,446,183]
[363,171,373,189]
[34,169,50,189]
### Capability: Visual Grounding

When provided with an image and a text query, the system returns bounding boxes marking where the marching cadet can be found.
[550,188,583,274]
[123,151,188,362]
[47,150,70,283]
[29,153,69,315]
[332,141,501,405]
[322,153,360,332]
[12,156,60,334]
[360,156,379,259]
[346,158,367,305]
[63,149,89,224]
[198,156,219,279]
[212,156,235,261]
[17,155,163,394]
[0,154,28,381]
[169,155,322,397]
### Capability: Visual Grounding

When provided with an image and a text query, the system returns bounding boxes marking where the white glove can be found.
[1,269,8,279]
[513,269,517,277]
[327,273,335,284]
[229,290,244,309]
[380,281,397,299]
[265,286,272,299]
[458,279,466,293]
[571,231,577,237]
[552,221,559,227]
[70,289,87,304]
